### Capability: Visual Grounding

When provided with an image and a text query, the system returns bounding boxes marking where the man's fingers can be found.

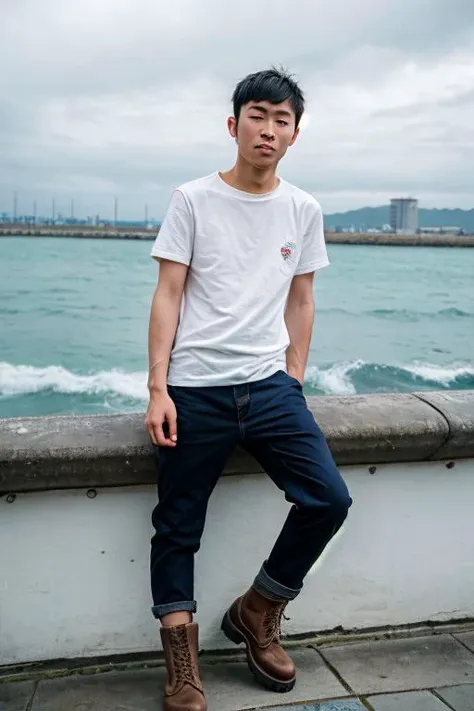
[155,422,177,447]
[167,411,178,443]
[148,426,158,445]
[155,423,168,447]
[145,401,178,448]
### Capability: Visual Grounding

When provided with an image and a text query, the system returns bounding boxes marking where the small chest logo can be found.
[280,241,296,262]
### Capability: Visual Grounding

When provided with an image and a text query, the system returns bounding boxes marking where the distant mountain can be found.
[324,206,389,228]
[324,206,474,232]
[417,209,474,232]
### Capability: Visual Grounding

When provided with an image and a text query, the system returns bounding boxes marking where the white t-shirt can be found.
[150,171,329,386]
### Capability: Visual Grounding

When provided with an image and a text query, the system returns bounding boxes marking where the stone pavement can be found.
[2,630,474,710]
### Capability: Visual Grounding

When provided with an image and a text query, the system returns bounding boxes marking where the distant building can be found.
[390,198,419,234]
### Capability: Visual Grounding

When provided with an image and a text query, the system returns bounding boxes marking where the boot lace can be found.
[262,604,287,641]
[169,626,196,685]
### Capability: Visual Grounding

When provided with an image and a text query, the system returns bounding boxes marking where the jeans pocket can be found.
[288,375,303,389]
[280,370,303,389]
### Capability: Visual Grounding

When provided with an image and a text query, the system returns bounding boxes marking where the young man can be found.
[146,68,352,711]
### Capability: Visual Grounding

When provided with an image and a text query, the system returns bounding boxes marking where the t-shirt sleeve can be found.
[295,200,329,275]
[150,189,194,265]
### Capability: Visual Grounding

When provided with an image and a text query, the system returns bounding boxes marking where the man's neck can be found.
[219,160,279,195]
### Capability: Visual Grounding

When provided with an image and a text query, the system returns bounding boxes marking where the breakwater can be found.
[1,224,473,246]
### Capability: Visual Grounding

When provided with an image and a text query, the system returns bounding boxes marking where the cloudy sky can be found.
[1,0,474,220]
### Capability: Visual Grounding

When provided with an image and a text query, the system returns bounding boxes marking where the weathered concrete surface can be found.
[3,461,474,665]
[305,393,449,464]
[262,703,365,710]
[0,412,164,493]
[367,691,448,710]
[0,680,36,711]
[2,390,471,494]
[192,648,348,710]
[3,632,474,710]
[454,631,474,653]
[318,634,474,694]
[414,391,474,459]
[0,410,258,493]
[435,684,474,711]
[29,671,159,711]
[28,648,347,711]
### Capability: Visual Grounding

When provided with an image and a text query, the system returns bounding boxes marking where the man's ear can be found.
[289,127,300,147]
[227,115,237,139]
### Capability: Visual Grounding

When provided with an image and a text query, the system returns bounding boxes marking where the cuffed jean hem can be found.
[151,600,197,619]
[253,561,302,602]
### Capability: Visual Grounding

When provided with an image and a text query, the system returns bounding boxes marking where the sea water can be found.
[0,237,473,418]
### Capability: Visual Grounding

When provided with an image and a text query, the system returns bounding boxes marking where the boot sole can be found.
[221,610,296,693]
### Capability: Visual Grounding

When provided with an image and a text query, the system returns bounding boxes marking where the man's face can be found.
[228,99,299,169]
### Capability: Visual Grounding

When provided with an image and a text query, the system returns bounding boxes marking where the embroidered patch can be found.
[280,241,296,262]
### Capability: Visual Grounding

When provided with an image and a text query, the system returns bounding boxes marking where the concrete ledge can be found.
[0,391,472,494]
[414,390,474,459]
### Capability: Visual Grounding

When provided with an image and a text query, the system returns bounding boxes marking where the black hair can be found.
[232,67,305,128]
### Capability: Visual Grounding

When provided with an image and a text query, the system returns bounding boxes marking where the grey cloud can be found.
[1,0,474,216]
[2,0,473,96]
[372,87,474,118]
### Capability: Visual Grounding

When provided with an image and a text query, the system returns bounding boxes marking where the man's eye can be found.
[277,120,288,126]
[251,115,262,120]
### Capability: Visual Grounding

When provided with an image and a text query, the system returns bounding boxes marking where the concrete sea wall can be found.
[0,390,473,666]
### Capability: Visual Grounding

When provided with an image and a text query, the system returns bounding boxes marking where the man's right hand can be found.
[145,391,178,447]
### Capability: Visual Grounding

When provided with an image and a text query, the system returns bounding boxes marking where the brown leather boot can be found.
[160,623,207,711]
[221,586,296,692]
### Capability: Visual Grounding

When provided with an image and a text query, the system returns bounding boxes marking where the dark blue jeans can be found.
[150,369,352,619]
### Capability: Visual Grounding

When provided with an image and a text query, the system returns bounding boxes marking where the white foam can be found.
[306,359,474,394]
[0,362,148,400]
[2,360,362,399]
[1,360,473,402]
[406,362,474,384]
[305,361,362,395]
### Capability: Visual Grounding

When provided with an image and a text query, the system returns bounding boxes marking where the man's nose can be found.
[261,125,275,140]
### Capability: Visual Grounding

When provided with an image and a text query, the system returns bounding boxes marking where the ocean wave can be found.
[305,361,474,395]
[407,362,474,385]
[315,307,474,321]
[317,307,356,316]
[0,362,148,400]
[437,307,472,318]
[367,307,473,321]
[1,308,24,315]
[305,361,360,395]
[1,360,473,403]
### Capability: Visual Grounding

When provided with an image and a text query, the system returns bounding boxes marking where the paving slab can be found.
[367,690,448,710]
[31,670,160,711]
[318,634,474,695]
[435,684,474,711]
[31,648,347,711]
[260,702,364,710]
[0,681,36,711]
[200,648,348,710]
[454,632,474,654]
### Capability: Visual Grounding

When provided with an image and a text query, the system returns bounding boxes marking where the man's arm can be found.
[284,272,315,385]
[145,259,188,446]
